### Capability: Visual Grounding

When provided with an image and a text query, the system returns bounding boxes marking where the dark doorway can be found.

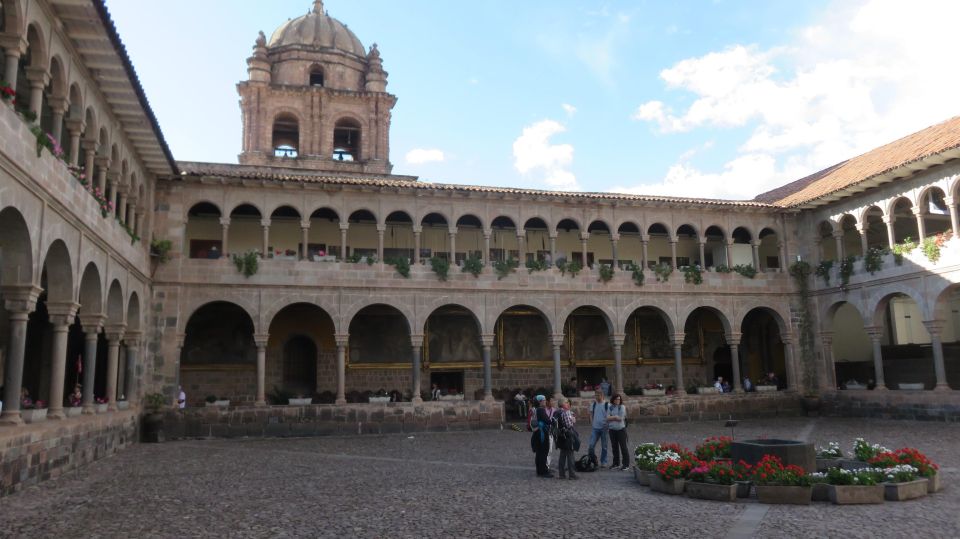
[283,335,317,396]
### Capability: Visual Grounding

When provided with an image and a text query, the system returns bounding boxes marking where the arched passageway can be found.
[267,303,336,401]
[180,302,256,406]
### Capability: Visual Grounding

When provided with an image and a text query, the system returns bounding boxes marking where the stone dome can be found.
[268,1,366,58]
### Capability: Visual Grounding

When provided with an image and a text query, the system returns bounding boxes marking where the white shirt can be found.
[178,390,186,409]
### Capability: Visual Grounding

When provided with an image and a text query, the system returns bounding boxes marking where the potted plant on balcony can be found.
[751,455,813,505]
[685,460,737,501]
[142,392,167,443]
[21,399,48,424]
[94,396,109,413]
[150,238,172,263]
[288,395,313,406]
[825,467,884,504]
[116,394,130,410]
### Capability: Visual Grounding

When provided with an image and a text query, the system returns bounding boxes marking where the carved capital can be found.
[253,333,270,348]
[1,285,42,314]
[124,331,143,347]
[480,333,495,347]
[260,218,271,228]
[219,217,231,227]
[334,334,349,347]
[819,331,834,346]
[104,324,126,342]
[24,66,50,86]
[550,334,565,348]
[922,320,945,337]
[864,326,884,340]
[79,314,107,334]
[725,332,742,346]
[669,332,686,346]
[410,334,425,348]
[46,302,80,327]
[610,333,626,347]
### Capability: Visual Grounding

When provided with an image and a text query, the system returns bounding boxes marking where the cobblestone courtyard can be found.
[2,417,958,538]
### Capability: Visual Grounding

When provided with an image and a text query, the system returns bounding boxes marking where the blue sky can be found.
[106,0,960,200]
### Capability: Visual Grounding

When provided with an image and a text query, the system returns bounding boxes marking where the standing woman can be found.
[607,394,630,470]
[530,395,552,477]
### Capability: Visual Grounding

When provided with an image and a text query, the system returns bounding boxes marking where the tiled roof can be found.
[755,116,960,207]
[176,161,777,208]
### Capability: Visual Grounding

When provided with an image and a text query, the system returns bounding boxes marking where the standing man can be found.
[586,389,610,468]
[600,377,611,398]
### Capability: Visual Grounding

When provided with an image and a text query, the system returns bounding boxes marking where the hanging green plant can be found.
[598,264,614,283]
[525,259,549,274]
[461,254,484,278]
[346,252,363,263]
[732,264,757,279]
[150,238,173,263]
[815,260,833,285]
[566,260,582,277]
[386,257,410,278]
[654,262,673,282]
[891,237,916,266]
[839,255,856,286]
[493,257,519,280]
[863,247,884,274]
[714,264,732,273]
[555,258,568,275]
[682,265,703,285]
[626,263,645,286]
[231,250,259,278]
[430,256,449,281]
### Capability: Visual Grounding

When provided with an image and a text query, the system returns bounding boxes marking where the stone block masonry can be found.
[0,411,139,496]
[822,391,960,421]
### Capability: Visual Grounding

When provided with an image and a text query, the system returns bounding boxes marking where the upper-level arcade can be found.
[237,0,395,175]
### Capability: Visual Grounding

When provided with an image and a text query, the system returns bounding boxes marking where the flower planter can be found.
[884,479,928,501]
[650,476,685,495]
[117,401,130,410]
[735,481,752,498]
[697,387,720,395]
[927,472,941,493]
[828,484,884,505]
[755,385,778,392]
[94,403,108,413]
[898,383,924,390]
[368,396,391,403]
[288,398,312,406]
[685,482,737,502]
[21,408,48,423]
[642,389,665,396]
[755,485,812,505]
[439,394,464,401]
[633,467,653,486]
[816,458,843,472]
[811,483,831,502]
[839,459,871,471]
[65,406,82,417]
[579,391,596,399]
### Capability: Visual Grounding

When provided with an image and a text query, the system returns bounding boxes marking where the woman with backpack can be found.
[529,395,553,477]
[555,397,579,480]
[607,393,630,471]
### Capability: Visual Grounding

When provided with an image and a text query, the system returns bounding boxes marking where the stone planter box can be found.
[755,385,778,392]
[829,484,884,505]
[117,401,130,410]
[697,387,720,395]
[884,479,928,501]
[368,396,391,403]
[65,406,82,417]
[205,400,230,408]
[735,481,751,498]
[650,476,685,495]
[816,458,843,472]
[439,394,464,401]
[845,383,866,390]
[685,481,737,502]
[812,482,831,502]
[579,391,597,398]
[642,389,665,396]
[633,467,653,486]
[927,472,941,493]
[288,398,312,405]
[94,403,108,413]
[898,383,924,390]
[755,485,812,505]
[21,408,48,423]
[839,459,871,471]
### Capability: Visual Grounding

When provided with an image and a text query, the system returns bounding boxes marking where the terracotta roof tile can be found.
[754,116,960,207]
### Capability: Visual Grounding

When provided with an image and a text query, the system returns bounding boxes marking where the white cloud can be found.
[627,0,960,199]
[405,148,445,165]
[561,103,577,117]
[512,120,579,191]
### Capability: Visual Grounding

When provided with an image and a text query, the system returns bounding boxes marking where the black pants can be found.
[609,429,629,467]
[534,433,550,474]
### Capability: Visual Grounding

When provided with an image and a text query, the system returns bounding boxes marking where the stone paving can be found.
[1,417,958,538]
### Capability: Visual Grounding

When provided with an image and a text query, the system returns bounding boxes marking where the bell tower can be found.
[237,1,396,175]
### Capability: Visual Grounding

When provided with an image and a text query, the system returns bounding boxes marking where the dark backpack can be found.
[575,454,599,472]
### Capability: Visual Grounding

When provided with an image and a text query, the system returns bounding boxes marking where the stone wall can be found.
[567,391,802,423]
[821,391,960,421]
[164,400,504,439]
[0,412,139,496]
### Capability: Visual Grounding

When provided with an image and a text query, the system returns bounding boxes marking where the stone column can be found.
[669,239,678,268]
[116,187,127,222]
[481,334,495,401]
[335,334,348,404]
[134,206,144,238]
[777,241,786,273]
[125,198,135,226]
[339,224,348,261]
[549,234,557,267]
[104,326,125,410]
[641,236,650,269]
[883,216,896,248]
[83,145,97,183]
[46,302,79,419]
[725,239,734,267]
[483,231,492,266]
[727,332,743,392]
[300,220,310,260]
[376,225,385,262]
[254,334,268,406]
[2,42,24,88]
[611,334,625,396]
[833,231,844,261]
[913,207,927,242]
[856,224,869,257]
[449,229,457,263]
[413,227,422,264]
[580,233,589,268]
[79,315,105,414]
[945,197,959,237]
[49,98,68,144]
[411,334,424,403]
[820,331,836,390]
[25,67,49,119]
[671,333,685,391]
[698,241,706,268]
[865,326,887,390]
[65,121,83,167]
[95,156,109,194]
[260,218,270,258]
[923,321,950,390]
[750,240,760,269]
[516,231,525,263]
[0,286,41,425]
[217,217,230,257]
[551,334,564,400]
[782,337,797,391]
[610,234,620,268]
[124,333,142,404]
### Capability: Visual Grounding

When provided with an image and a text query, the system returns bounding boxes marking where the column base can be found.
[48,409,66,420]
[874,385,888,391]
[934,384,952,391]
[412,396,423,404]
[254,400,267,407]
[335,398,347,405]
[483,394,495,402]
[733,388,744,394]
[81,405,95,415]
[0,411,23,425]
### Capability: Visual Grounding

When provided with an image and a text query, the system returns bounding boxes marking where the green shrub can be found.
[598,264,614,283]
[231,250,259,278]
[386,257,410,278]
[493,258,519,280]
[462,254,484,277]
[815,260,833,285]
[525,258,549,274]
[839,256,856,286]
[627,263,645,286]
[566,260,582,277]
[654,263,673,282]
[430,256,449,281]
[732,264,757,279]
[682,265,703,284]
[863,247,884,274]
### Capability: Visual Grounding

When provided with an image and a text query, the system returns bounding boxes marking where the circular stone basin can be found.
[731,439,816,472]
